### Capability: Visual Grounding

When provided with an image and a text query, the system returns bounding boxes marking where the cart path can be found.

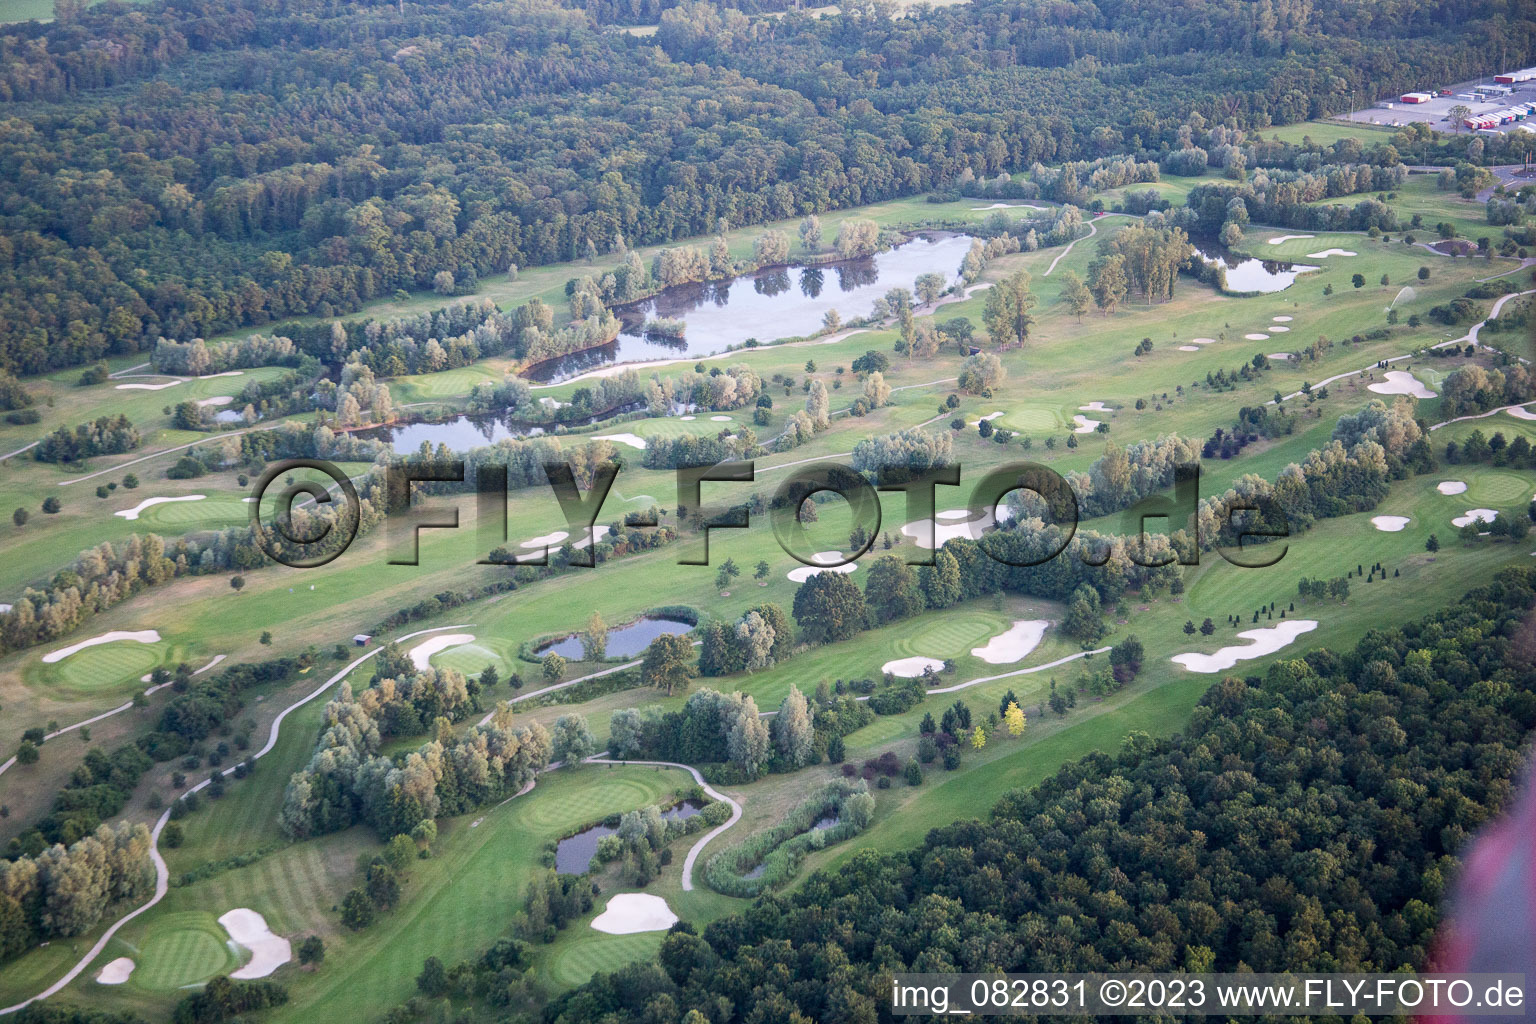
[0,623,471,1017]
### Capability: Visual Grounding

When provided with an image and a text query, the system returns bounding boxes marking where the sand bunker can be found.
[220,909,291,980]
[1072,415,1100,433]
[97,958,135,985]
[882,656,944,678]
[935,509,973,521]
[115,379,182,391]
[1307,248,1357,258]
[591,893,678,934]
[1190,337,1218,345]
[1268,352,1294,360]
[1177,345,1200,351]
[970,202,1046,211]
[43,630,161,664]
[1268,235,1314,245]
[970,620,1048,664]
[1371,515,1411,532]
[1269,325,1290,333]
[114,494,207,520]
[1078,402,1111,412]
[593,433,647,449]
[1172,620,1319,674]
[679,415,696,421]
[408,633,476,671]
[971,411,1004,425]
[1272,315,1294,322]
[1507,406,1536,421]
[901,510,997,549]
[1452,509,1498,528]
[1244,333,1270,341]
[196,396,233,407]
[521,531,569,548]
[1437,481,1468,495]
[709,415,732,422]
[787,552,859,582]
[1368,370,1436,399]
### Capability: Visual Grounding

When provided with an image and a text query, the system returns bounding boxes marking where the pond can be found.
[555,822,618,875]
[554,800,703,874]
[527,233,974,381]
[1195,244,1319,293]
[538,615,695,660]
[661,799,705,821]
[363,413,537,454]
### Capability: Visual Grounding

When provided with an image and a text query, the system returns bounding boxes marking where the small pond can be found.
[1196,244,1318,293]
[555,822,618,875]
[554,800,703,874]
[527,233,974,381]
[538,615,694,660]
[662,799,706,821]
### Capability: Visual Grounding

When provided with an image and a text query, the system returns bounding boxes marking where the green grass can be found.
[130,913,238,992]
[545,930,665,989]
[47,640,168,697]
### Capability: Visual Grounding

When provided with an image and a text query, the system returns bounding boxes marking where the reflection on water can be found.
[538,616,695,660]
[1196,244,1318,293]
[554,800,703,874]
[528,233,972,381]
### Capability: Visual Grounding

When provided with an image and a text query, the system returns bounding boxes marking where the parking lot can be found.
[1339,74,1536,135]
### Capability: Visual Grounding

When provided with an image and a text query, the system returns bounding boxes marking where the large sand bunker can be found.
[591,893,678,934]
[521,531,569,548]
[1306,248,1356,258]
[196,395,233,407]
[43,630,161,664]
[1368,370,1436,398]
[1078,401,1112,412]
[1172,620,1318,674]
[1072,415,1100,433]
[1437,481,1468,495]
[114,494,207,520]
[970,620,1048,664]
[593,433,647,449]
[408,633,476,671]
[97,958,135,985]
[1452,509,1498,528]
[1268,235,1313,245]
[901,510,998,549]
[1371,515,1411,532]
[220,909,291,980]
[882,656,944,678]
[1244,333,1270,341]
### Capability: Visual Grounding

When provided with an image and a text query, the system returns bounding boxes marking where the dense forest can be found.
[542,566,1536,1024]
[2,0,1531,373]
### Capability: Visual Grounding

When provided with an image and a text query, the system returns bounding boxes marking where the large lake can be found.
[527,232,973,380]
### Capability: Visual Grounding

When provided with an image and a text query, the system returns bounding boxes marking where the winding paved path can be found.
[0,623,471,1016]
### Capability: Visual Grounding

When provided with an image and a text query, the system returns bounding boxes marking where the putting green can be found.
[516,772,678,833]
[545,930,664,989]
[48,642,165,695]
[997,408,1060,434]
[133,913,237,991]
[431,640,506,676]
[891,611,1007,659]
[1457,470,1533,507]
[130,494,251,529]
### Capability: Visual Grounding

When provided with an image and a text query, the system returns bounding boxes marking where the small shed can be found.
[353,634,372,647]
